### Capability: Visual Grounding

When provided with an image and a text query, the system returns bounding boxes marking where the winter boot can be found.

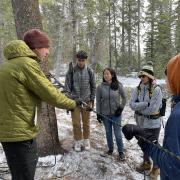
[136,161,151,173]
[83,139,90,150]
[149,167,160,180]
[119,152,126,161]
[100,150,113,157]
[74,140,81,152]
[106,150,113,155]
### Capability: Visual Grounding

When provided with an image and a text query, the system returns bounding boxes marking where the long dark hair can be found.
[103,68,119,90]
[137,78,153,94]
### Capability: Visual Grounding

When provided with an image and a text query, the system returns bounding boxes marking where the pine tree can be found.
[175,0,180,53]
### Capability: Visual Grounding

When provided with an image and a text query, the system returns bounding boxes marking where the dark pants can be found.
[138,128,160,167]
[1,139,38,180]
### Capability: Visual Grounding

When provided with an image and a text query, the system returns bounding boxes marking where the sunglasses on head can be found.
[139,75,146,78]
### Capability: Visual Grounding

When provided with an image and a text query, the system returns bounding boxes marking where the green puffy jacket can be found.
[0,40,76,142]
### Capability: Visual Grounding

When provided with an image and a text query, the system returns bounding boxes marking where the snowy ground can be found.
[0,76,170,180]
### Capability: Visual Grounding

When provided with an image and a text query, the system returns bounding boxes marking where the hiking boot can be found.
[100,150,113,157]
[106,150,113,155]
[119,152,125,161]
[136,161,151,173]
[74,140,81,152]
[84,139,90,150]
[149,167,160,180]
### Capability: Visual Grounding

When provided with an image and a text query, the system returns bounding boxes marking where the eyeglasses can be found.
[139,75,146,78]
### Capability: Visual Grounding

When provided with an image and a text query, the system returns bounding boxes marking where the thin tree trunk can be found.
[70,0,77,64]
[112,0,117,71]
[121,0,125,66]
[150,0,155,63]
[127,2,132,66]
[137,0,141,69]
[109,0,112,67]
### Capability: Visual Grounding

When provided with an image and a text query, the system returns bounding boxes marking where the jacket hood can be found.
[167,54,180,95]
[3,40,37,60]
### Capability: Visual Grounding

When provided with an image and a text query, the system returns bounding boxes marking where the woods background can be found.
[0,0,180,78]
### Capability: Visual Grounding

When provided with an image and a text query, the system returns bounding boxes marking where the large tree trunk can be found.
[0,40,3,64]
[11,0,43,39]
[11,0,64,156]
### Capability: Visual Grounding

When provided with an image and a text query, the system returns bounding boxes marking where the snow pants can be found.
[1,139,38,180]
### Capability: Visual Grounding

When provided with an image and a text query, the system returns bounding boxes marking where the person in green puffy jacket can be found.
[0,29,77,180]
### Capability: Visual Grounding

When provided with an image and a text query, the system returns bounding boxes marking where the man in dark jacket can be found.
[122,54,180,180]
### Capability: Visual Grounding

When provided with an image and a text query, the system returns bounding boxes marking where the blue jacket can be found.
[145,95,180,180]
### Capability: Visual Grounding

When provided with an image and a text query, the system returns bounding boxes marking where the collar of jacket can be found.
[140,83,149,89]
[74,64,87,71]
[172,95,180,104]
[102,82,111,86]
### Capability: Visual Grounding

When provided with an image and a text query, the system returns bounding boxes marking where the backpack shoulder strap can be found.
[87,66,94,86]
[149,84,162,99]
[136,85,141,96]
[68,62,74,91]
[87,66,93,78]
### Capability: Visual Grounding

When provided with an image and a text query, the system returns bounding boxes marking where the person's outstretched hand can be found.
[75,99,83,106]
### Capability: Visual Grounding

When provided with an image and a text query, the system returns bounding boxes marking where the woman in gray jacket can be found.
[130,65,162,178]
[96,68,126,160]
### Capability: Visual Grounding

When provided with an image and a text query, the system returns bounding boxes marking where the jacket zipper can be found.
[109,87,112,114]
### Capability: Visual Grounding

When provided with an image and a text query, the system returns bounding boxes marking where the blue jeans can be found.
[102,115,124,153]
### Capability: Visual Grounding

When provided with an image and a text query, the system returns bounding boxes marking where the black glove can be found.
[97,114,102,123]
[122,124,145,140]
[114,106,123,117]
[75,99,83,106]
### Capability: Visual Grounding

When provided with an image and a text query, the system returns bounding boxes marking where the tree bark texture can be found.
[11,0,43,39]
[70,0,77,64]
